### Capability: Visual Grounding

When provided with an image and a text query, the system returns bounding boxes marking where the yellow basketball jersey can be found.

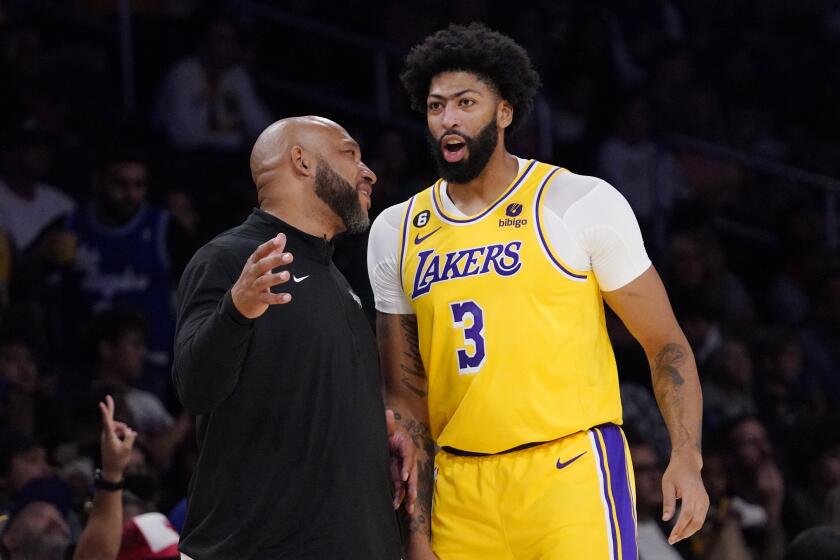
[398,160,623,453]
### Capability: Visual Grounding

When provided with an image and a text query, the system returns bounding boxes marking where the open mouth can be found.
[441,135,467,163]
[357,184,372,206]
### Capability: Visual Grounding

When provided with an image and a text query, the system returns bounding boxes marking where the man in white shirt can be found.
[0,129,74,252]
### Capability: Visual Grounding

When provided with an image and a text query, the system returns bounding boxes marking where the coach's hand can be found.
[662,449,709,544]
[386,409,418,514]
[232,233,294,318]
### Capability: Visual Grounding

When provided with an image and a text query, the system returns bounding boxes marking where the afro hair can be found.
[400,23,541,133]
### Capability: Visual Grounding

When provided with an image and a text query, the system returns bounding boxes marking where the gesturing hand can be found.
[386,409,418,514]
[232,233,295,319]
[99,395,137,481]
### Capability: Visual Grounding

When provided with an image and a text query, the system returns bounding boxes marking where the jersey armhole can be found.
[397,195,417,296]
[532,167,590,282]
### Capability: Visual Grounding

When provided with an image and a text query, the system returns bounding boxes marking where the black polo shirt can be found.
[173,209,400,559]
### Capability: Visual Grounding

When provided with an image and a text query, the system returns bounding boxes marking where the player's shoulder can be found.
[371,200,411,234]
[539,167,625,216]
[368,200,413,259]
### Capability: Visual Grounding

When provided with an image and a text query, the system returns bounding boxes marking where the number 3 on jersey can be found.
[450,301,486,374]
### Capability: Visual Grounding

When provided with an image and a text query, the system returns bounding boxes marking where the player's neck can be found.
[445,149,518,215]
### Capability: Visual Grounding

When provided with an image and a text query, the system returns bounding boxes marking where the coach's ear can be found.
[497,99,513,130]
[290,145,314,178]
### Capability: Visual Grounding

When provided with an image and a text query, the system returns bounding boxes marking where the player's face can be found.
[315,129,377,233]
[426,71,508,182]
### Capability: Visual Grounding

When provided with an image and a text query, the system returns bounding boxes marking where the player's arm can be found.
[603,267,709,544]
[377,311,436,556]
[562,177,709,544]
[367,205,437,557]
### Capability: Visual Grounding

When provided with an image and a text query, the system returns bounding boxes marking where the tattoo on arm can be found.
[398,315,428,398]
[393,411,435,537]
[652,343,700,451]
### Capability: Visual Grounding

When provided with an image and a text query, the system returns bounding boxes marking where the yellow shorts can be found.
[432,424,637,560]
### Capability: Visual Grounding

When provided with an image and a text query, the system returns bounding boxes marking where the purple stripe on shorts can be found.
[592,431,619,560]
[598,425,638,560]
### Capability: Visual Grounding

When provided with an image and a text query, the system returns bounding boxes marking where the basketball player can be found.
[368,24,709,559]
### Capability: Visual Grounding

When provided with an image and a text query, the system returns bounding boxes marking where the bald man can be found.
[172,117,412,559]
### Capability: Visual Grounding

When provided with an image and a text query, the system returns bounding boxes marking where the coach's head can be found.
[250,116,377,236]
[400,23,541,183]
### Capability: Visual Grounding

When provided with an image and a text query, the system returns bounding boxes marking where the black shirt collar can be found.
[246,208,335,262]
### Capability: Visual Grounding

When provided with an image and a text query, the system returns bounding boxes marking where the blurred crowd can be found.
[0,1,839,559]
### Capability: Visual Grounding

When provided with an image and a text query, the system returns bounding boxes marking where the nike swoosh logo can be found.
[293,275,309,283]
[556,451,586,470]
[414,227,441,245]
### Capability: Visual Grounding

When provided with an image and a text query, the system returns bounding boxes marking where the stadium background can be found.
[0,0,839,558]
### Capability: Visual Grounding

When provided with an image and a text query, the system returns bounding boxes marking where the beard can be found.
[314,159,370,234]
[427,115,499,184]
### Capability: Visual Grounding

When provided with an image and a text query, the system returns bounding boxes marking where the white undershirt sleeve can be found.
[367,202,414,314]
[561,178,652,292]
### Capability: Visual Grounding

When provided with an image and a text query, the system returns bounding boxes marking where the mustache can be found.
[438,129,472,143]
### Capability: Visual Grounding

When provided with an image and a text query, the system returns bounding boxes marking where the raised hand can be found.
[231,233,294,319]
[99,395,137,481]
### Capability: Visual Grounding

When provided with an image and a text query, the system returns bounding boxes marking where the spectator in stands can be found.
[153,15,271,152]
[596,94,687,243]
[1,477,72,560]
[0,126,74,257]
[755,330,825,433]
[0,334,60,444]
[0,431,51,511]
[786,425,840,536]
[801,269,840,408]
[694,450,752,560]
[72,397,180,560]
[785,526,840,560]
[673,298,722,369]
[64,148,183,382]
[723,415,786,560]
[87,308,191,467]
[663,231,753,326]
[702,336,757,432]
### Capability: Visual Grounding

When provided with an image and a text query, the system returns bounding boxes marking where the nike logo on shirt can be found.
[556,451,586,470]
[293,275,310,283]
[414,227,441,245]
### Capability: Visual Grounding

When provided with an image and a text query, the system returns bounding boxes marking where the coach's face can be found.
[312,125,377,233]
[426,71,513,182]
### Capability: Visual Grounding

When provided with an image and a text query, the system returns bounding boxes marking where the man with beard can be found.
[64,147,196,391]
[368,24,709,559]
[173,116,416,559]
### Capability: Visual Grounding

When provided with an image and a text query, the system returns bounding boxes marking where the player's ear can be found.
[497,100,513,130]
[290,145,314,177]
